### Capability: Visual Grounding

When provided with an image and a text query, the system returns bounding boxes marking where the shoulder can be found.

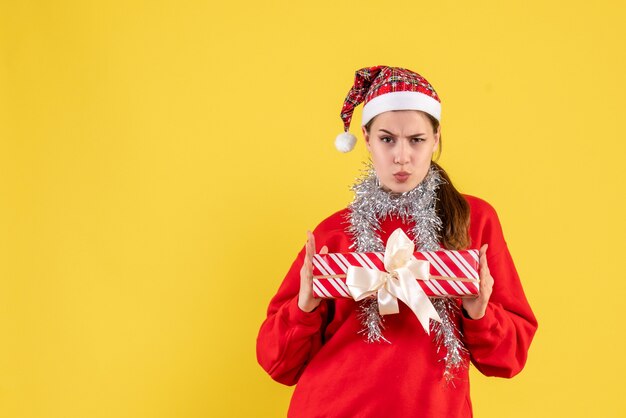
[311,208,353,251]
[313,208,351,234]
[462,194,506,249]
[463,194,499,221]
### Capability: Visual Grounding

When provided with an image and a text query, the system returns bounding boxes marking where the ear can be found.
[432,126,441,152]
[362,126,371,152]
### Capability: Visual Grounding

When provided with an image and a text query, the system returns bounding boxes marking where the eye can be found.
[380,136,394,144]
[410,137,426,144]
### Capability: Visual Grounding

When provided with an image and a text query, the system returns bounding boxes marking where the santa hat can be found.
[335,66,442,153]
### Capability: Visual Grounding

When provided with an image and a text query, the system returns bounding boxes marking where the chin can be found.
[390,186,414,193]
[386,181,420,194]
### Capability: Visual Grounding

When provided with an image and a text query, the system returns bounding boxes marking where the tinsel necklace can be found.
[347,163,468,381]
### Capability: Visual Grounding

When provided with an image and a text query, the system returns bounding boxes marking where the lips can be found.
[393,171,410,182]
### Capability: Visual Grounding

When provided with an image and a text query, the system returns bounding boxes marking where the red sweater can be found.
[256,195,537,418]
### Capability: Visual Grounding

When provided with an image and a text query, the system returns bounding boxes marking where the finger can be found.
[479,244,488,266]
[304,258,313,280]
[307,231,317,256]
[320,245,329,255]
[479,273,489,289]
[479,244,489,272]
[300,258,313,279]
[479,243,488,258]
[300,259,312,281]
[305,231,314,260]
[481,274,492,289]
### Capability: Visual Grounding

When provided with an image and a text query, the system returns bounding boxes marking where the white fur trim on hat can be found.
[335,132,357,152]
[361,91,441,126]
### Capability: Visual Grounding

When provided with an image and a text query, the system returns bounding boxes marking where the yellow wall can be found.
[1,1,625,417]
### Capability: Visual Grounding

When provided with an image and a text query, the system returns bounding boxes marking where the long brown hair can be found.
[431,161,470,250]
[364,112,470,250]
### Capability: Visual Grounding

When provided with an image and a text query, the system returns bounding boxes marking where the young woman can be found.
[256,66,537,417]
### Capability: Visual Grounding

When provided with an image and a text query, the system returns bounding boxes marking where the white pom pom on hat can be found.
[335,66,441,153]
[335,132,357,153]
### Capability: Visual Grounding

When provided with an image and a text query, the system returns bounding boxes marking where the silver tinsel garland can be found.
[346,163,469,382]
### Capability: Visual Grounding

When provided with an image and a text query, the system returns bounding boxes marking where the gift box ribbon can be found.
[346,228,442,334]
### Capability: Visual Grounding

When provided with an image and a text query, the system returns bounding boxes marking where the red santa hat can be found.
[335,66,442,152]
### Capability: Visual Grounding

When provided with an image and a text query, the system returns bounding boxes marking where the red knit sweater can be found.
[256,195,537,418]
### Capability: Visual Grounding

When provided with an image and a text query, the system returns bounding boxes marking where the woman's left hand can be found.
[462,244,493,320]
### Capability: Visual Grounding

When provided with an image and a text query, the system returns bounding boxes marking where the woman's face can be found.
[363,110,440,193]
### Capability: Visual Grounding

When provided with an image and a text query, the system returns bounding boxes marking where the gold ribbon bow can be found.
[346,228,442,334]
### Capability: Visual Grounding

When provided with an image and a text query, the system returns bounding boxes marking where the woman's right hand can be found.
[298,231,328,312]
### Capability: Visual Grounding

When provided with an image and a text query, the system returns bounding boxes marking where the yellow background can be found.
[1,1,625,417]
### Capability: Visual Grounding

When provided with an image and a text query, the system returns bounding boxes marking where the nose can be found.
[394,140,411,165]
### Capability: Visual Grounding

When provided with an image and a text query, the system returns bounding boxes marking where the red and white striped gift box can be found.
[312,250,480,299]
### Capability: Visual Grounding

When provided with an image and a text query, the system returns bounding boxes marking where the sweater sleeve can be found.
[256,245,329,386]
[461,197,538,378]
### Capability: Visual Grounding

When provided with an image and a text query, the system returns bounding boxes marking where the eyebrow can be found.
[377,128,427,137]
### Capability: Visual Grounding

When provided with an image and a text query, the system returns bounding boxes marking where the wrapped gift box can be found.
[312,250,480,299]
